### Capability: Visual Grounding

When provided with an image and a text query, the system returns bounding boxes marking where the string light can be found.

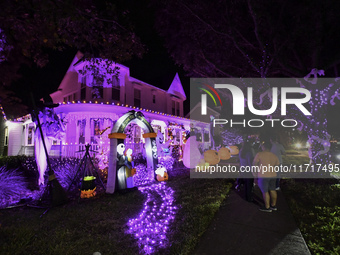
[0,104,7,121]
[127,182,177,254]
[56,101,189,120]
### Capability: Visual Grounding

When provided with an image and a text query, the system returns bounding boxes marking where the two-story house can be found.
[3,52,211,158]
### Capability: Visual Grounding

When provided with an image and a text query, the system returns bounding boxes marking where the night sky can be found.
[5,1,340,137]
[10,1,190,115]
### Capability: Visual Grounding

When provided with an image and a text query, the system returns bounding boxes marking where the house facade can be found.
[2,52,212,159]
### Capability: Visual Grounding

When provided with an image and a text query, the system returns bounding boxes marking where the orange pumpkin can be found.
[229,146,239,155]
[204,150,220,165]
[157,172,169,182]
[218,147,231,160]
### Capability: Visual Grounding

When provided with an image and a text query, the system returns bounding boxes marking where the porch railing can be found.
[19,142,145,158]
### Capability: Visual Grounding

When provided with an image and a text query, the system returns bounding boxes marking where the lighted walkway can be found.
[193,185,311,255]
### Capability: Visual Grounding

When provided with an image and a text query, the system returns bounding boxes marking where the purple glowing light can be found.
[127,182,177,254]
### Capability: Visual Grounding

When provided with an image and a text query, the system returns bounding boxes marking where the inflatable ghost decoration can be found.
[183,136,202,168]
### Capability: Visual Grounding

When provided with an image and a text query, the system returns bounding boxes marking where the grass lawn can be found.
[281,178,340,255]
[0,169,232,255]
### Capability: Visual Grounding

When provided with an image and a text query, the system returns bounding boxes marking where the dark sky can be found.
[11,1,190,115]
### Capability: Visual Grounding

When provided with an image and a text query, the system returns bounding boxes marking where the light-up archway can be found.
[106,111,158,194]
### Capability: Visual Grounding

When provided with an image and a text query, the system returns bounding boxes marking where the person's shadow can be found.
[234,182,264,206]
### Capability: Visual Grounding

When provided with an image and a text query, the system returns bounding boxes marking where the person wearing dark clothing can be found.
[238,141,254,202]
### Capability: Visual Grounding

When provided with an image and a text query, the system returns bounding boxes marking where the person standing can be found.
[253,142,280,212]
[270,137,286,190]
[238,141,255,202]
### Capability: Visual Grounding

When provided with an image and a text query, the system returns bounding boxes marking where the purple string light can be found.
[127,182,177,254]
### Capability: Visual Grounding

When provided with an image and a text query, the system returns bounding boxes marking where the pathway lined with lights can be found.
[127,182,177,254]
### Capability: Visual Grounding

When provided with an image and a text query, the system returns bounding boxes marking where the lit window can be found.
[27,126,34,145]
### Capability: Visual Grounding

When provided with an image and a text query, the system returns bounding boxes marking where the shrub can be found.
[0,166,28,208]
[52,158,80,189]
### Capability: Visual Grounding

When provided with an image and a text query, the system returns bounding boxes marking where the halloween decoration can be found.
[125,148,135,188]
[204,150,220,165]
[107,111,159,194]
[228,146,239,155]
[155,164,168,182]
[80,176,97,198]
[117,143,128,190]
[68,144,105,198]
[218,147,231,160]
[183,136,201,168]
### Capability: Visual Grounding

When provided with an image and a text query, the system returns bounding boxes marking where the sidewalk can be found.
[193,185,311,255]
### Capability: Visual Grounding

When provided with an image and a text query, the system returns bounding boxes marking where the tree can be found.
[154,0,340,164]
[0,0,144,116]
[154,0,340,78]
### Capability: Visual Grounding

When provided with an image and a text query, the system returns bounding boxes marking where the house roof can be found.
[186,102,220,120]
[167,73,186,100]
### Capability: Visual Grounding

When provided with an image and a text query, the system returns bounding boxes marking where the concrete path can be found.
[193,185,311,255]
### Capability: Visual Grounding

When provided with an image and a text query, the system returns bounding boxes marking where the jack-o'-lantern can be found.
[218,147,231,160]
[157,171,169,181]
[156,165,168,182]
[204,150,220,165]
[228,146,239,155]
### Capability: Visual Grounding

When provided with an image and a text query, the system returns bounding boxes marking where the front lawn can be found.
[0,168,232,255]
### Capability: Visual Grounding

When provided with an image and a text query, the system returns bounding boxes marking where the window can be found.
[176,101,180,116]
[92,86,103,99]
[93,120,101,136]
[172,100,180,116]
[27,126,34,145]
[81,79,86,101]
[134,89,141,108]
[204,132,210,142]
[63,97,67,103]
[112,86,120,101]
[196,132,202,142]
[153,94,156,104]
[134,126,141,143]
[78,119,86,144]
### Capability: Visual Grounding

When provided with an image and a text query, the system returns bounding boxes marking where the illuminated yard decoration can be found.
[34,108,65,185]
[133,164,154,186]
[293,70,340,165]
[127,182,177,254]
[107,111,159,194]
[214,73,340,166]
